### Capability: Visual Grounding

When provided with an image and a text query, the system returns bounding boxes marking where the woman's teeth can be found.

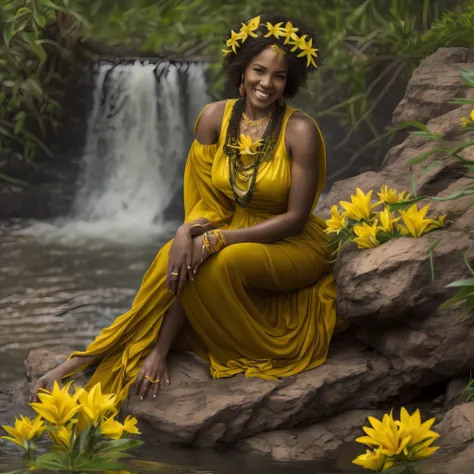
[254,89,271,99]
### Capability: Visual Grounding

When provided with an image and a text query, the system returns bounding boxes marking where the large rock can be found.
[392,48,474,126]
[436,404,474,448]
[21,342,423,449]
[236,409,384,461]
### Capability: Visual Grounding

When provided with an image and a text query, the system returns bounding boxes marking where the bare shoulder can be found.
[195,100,227,144]
[285,110,319,159]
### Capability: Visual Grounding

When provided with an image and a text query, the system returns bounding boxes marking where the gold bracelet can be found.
[204,229,227,255]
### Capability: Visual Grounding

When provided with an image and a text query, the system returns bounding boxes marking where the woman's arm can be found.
[223,113,320,245]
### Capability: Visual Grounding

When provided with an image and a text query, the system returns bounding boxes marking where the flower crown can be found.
[222,16,319,68]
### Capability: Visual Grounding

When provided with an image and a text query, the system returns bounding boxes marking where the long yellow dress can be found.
[69,99,337,404]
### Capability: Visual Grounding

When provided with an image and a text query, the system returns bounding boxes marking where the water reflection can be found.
[0,224,165,385]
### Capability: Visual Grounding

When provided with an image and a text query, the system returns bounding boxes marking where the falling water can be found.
[21,60,210,245]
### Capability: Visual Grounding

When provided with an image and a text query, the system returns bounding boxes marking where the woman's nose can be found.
[260,75,272,88]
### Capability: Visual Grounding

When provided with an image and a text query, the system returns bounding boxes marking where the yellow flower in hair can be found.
[281,21,299,44]
[289,34,308,53]
[226,30,242,54]
[264,22,284,39]
[296,37,318,67]
[228,134,262,155]
[239,16,260,41]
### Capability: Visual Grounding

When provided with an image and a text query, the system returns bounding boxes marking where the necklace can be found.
[224,99,286,207]
[242,111,272,135]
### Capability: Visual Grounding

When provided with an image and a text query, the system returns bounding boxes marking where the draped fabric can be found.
[68,99,337,405]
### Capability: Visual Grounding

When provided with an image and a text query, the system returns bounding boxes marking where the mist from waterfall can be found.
[21,60,210,246]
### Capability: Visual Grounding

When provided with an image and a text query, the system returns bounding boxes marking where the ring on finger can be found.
[170,270,179,276]
[145,375,160,384]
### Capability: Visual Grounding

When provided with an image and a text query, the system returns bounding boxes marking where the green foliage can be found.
[1,0,473,180]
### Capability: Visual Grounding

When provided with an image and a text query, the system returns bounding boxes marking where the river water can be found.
[1,221,473,473]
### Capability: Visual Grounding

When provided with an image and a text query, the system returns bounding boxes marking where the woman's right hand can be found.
[167,225,193,295]
[30,368,63,402]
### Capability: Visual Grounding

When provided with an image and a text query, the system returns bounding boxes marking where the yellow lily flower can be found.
[228,134,262,155]
[425,215,446,232]
[460,116,471,127]
[398,408,440,460]
[399,204,433,238]
[281,21,299,44]
[377,185,411,204]
[123,415,141,435]
[296,37,319,68]
[352,221,381,249]
[30,381,82,426]
[100,417,124,440]
[356,412,412,457]
[52,424,74,451]
[340,188,378,221]
[264,22,284,39]
[226,30,242,54]
[352,448,393,472]
[1,415,46,450]
[77,383,117,426]
[324,205,346,234]
[378,208,401,233]
[239,16,260,41]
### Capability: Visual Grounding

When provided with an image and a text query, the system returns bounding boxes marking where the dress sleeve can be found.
[183,139,234,228]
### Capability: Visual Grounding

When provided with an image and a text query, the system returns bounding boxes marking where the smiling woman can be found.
[30,13,339,409]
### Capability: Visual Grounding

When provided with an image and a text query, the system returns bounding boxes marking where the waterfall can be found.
[22,60,210,245]
[74,60,209,229]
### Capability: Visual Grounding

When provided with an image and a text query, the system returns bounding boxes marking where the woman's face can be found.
[243,46,288,109]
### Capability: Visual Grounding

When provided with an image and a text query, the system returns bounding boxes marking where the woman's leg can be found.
[133,297,187,399]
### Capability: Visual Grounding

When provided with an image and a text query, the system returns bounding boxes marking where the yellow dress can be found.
[69,99,337,404]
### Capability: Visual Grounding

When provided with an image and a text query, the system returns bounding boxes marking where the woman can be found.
[31,13,337,405]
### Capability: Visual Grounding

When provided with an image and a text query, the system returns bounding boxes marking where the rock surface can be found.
[436,404,474,447]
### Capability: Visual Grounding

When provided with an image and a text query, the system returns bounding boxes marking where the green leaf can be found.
[462,251,474,277]
[459,68,474,87]
[428,238,441,281]
[404,148,444,167]
[96,438,143,455]
[34,15,47,28]
[422,160,443,174]
[432,188,474,201]
[396,120,432,134]
[446,279,474,288]
[14,116,24,135]
[387,197,426,211]
[409,168,417,197]
[448,98,474,105]
[440,287,474,309]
